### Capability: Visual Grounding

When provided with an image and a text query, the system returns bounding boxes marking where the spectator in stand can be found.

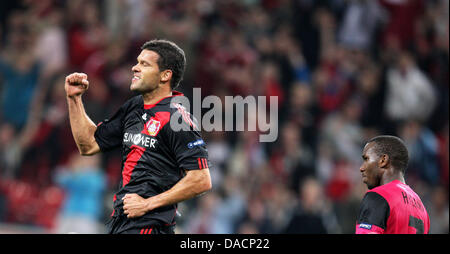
[319,96,366,169]
[203,130,232,190]
[270,121,315,191]
[437,123,449,188]
[385,50,436,124]
[238,196,274,234]
[0,123,20,178]
[54,152,106,234]
[338,0,385,51]
[355,64,386,129]
[378,0,425,49]
[0,11,42,130]
[427,185,449,234]
[212,174,246,234]
[412,0,449,133]
[398,120,440,185]
[66,0,108,70]
[313,48,352,117]
[283,177,336,234]
[33,7,67,77]
[183,192,220,234]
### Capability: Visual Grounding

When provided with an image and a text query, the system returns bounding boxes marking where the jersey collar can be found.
[143,90,184,109]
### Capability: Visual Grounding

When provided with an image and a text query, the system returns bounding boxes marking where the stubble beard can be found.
[131,79,158,94]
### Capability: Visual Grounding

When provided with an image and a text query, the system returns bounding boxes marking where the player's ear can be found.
[160,70,173,83]
[378,154,389,168]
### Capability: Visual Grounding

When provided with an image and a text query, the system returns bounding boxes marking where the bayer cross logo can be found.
[146,119,161,136]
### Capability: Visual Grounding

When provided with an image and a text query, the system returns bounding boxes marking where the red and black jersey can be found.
[356,180,430,234]
[94,91,209,225]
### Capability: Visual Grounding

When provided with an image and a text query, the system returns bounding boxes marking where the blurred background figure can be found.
[427,185,449,234]
[0,0,447,233]
[283,177,339,234]
[53,152,106,234]
[398,120,440,186]
[385,50,436,124]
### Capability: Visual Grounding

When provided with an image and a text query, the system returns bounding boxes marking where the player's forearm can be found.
[67,96,99,155]
[146,169,212,211]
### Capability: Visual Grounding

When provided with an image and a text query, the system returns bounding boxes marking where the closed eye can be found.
[137,58,151,67]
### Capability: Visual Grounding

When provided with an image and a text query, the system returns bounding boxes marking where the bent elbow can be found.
[203,178,212,192]
[78,144,99,156]
[186,168,212,195]
[79,149,94,156]
[199,174,212,193]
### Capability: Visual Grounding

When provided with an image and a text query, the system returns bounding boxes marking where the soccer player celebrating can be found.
[64,39,212,234]
[356,135,430,234]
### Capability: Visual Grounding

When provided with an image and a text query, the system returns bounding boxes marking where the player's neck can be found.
[381,171,406,186]
[142,86,172,105]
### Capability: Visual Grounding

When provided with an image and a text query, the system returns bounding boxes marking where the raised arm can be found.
[65,72,100,156]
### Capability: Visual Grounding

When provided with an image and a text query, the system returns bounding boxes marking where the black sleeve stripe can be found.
[357,192,390,229]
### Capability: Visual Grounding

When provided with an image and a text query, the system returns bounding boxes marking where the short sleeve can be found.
[166,120,209,171]
[355,192,390,234]
[94,99,132,152]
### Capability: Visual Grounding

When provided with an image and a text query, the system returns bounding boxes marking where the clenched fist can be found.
[122,193,152,218]
[65,72,89,98]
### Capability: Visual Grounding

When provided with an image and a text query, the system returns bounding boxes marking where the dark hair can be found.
[141,39,186,89]
[368,135,409,174]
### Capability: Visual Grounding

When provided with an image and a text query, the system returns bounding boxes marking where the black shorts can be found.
[106,215,175,234]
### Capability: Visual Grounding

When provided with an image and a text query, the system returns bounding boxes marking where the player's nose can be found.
[132,64,140,72]
[359,165,365,172]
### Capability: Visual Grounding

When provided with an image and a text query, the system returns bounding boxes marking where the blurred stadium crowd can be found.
[0,0,448,234]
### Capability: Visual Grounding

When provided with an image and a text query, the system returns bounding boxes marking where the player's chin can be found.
[366,182,376,190]
[130,82,141,92]
[362,178,372,189]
